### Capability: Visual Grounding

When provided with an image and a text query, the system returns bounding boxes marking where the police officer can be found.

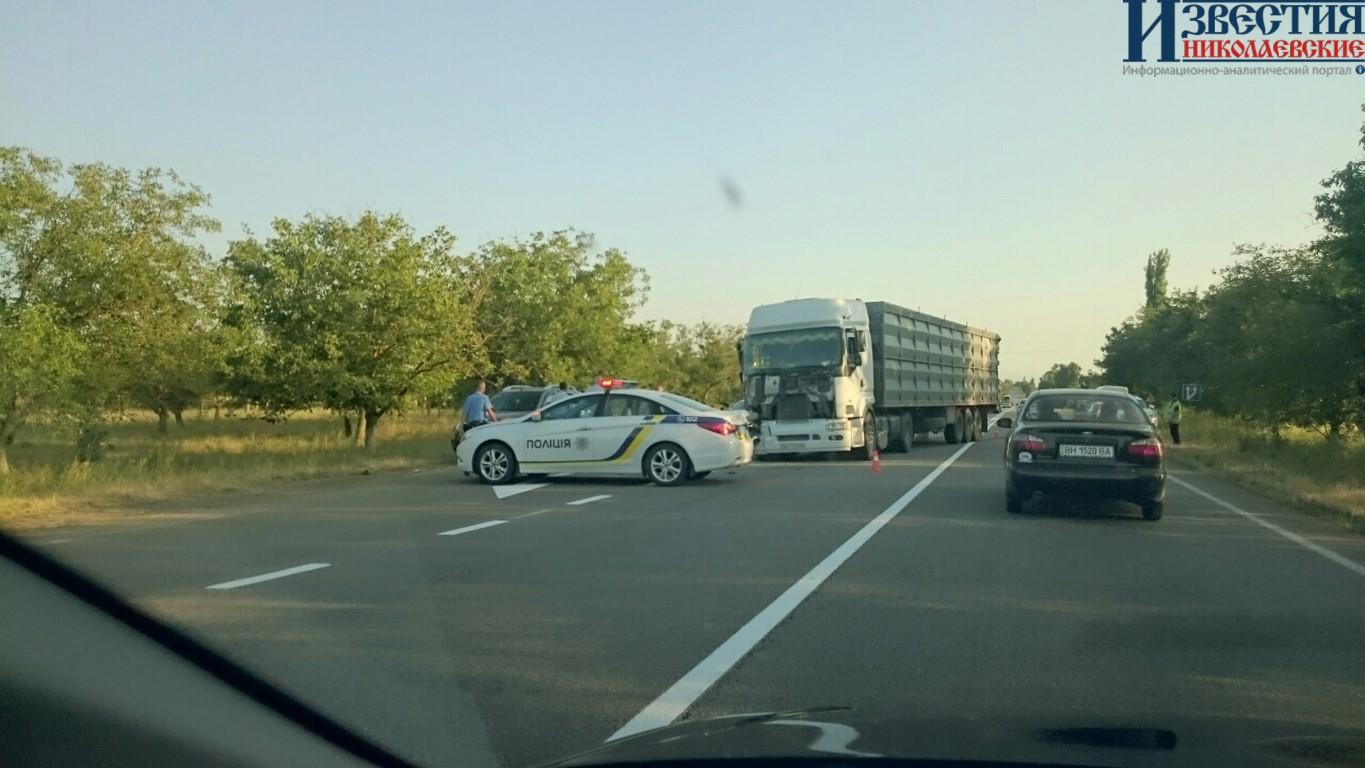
[1165,392,1183,445]
[461,381,497,432]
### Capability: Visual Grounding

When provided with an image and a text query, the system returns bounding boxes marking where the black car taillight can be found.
[1126,437,1163,460]
[1011,433,1047,453]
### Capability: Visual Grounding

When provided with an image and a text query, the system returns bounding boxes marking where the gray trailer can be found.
[866,301,1001,446]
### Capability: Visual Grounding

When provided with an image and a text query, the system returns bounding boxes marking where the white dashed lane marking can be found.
[439,520,509,537]
[206,563,331,590]
[566,494,612,506]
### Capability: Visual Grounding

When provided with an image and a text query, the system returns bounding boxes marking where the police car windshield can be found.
[491,390,543,412]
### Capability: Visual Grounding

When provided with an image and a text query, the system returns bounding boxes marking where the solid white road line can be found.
[566,494,611,506]
[607,442,974,742]
[206,563,330,590]
[1169,475,1365,578]
[492,483,549,499]
[438,520,509,537]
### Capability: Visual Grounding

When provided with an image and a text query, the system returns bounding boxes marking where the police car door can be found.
[592,394,672,470]
[520,394,606,466]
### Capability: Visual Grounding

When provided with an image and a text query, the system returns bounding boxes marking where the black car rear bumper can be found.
[1008,464,1165,503]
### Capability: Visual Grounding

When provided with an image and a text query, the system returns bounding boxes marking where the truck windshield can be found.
[744,329,844,371]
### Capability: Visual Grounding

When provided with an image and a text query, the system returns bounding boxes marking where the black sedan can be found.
[999,388,1167,520]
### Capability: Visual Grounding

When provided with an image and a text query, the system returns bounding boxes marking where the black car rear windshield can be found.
[1022,394,1148,425]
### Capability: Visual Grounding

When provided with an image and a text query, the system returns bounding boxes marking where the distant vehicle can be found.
[450,384,579,451]
[1000,388,1166,520]
[1128,394,1159,428]
[455,382,752,486]
[491,384,579,421]
[742,298,1000,458]
[999,394,1013,410]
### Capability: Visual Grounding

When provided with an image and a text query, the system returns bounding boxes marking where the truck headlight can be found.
[826,420,845,431]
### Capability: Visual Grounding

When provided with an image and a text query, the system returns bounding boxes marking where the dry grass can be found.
[0,410,457,530]
[1170,411,1365,532]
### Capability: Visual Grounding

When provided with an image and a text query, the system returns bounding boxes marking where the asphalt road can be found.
[22,434,1365,768]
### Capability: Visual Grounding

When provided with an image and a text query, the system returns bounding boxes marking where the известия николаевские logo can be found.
[1123,0,1365,77]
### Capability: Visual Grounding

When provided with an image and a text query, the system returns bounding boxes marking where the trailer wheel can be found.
[943,410,961,444]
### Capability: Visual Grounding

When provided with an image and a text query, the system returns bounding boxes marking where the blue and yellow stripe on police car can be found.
[521,415,667,469]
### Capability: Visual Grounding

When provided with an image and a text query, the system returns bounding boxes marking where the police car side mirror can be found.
[529,411,542,422]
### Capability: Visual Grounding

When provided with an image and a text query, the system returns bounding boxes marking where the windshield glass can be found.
[743,329,844,371]
[490,390,543,412]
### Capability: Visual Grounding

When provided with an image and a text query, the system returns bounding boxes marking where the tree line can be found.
[1039,109,1365,439]
[0,148,742,471]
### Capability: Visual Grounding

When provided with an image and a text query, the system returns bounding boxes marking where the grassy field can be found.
[0,410,458,530]
[1170,411,1365,532]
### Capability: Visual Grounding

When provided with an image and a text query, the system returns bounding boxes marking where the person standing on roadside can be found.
[461,381,497,432]
[1164,392,1183,445]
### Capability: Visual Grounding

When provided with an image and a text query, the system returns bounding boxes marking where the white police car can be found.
[455,379,753,486]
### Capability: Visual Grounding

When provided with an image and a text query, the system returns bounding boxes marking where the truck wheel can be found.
[890,414,913,452]
[967,409,979,442]
[943,411,961,445]
[876,417,890,452]
[856,410,875,460]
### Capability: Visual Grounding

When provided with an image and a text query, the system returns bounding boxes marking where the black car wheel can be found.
[474,442,518,485]
[1006,488,1023,514]
[1141,501,1164,521]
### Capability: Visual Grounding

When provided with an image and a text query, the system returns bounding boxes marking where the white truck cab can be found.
[743,298,876,457]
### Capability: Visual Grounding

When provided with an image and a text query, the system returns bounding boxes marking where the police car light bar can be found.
[595,376,622,390]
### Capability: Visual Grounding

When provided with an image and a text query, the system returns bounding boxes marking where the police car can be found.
[455,378,753,486]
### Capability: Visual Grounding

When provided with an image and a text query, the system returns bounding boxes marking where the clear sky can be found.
[3,0,1362,379]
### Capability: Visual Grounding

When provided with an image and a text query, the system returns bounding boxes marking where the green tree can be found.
[226,213,476,449]
[1313,103,1365,431]
[1143,248,1171,309]
[1038,362,1084,389]
[462,230,648,387]
[0,147,222,437]
[0,304,86,473]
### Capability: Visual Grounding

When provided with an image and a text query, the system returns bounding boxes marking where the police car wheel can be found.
[475,442,518,485]
[645,443,690,486]
[692,470,711,480]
